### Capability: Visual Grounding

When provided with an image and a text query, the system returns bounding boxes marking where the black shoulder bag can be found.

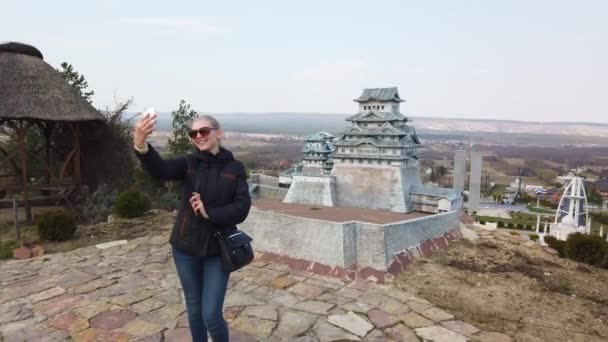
[193,159,254,273]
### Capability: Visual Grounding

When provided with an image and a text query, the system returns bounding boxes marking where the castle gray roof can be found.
[410,185,458,200]
[334,137,420,148]
[346,110,408,122]
[354,87,404,103]
[305,131,336,141]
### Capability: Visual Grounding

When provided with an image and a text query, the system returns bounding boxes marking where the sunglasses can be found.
[188,127,217,139]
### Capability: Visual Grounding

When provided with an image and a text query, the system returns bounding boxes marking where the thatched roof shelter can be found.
[0,42,105,221]
[0,42,104,122]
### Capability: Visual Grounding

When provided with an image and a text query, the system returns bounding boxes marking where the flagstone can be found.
[314,321,361,342]
[38,294,82,317]
[72,301,117,319]
[241,304,279,320]
[387,324,419,342]
[29,286,66,304]
[328,311,373,337]
[90,309,137,330]
[367,309,399,328]
[72,277,117,294]
[118,319,164,337]
[55,270,100,289]
[294,300,335,315]
[440,320,480,337]
[414,325,468,342]
[340,301,375,314]
[275,309,319,339]
[420,307,454,322]
[231,315,276,338]
[46,312,90,334]
[164,327,192,342]
[71,328,130,342]
[224,290,264,307]
[380,296,410,315]
[400,312,434,328]
[131,298,166,314]
[271,275,298,289]
[288,282,326,300]
[109,288,154,306]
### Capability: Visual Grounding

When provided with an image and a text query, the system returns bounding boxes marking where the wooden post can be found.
[13,197,19,241]
[17,124,32,223]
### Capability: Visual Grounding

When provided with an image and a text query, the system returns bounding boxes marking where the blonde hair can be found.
[194,115,221,129]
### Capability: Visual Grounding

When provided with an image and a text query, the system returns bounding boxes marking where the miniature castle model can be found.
[546,173,591,240]
[283,87,461,213]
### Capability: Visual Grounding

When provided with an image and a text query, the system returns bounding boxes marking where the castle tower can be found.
[331,87,423,212]
[301,132,336,175]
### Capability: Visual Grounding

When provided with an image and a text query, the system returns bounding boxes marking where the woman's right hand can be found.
[133,111,157,149]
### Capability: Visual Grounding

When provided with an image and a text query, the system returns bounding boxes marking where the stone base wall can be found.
[256,228,462,284]
[254,185,289,201]
[283,175,336,207]
[240,209,461,283]
[331,164,422,213]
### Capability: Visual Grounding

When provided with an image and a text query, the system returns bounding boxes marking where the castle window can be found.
[358,159,363,164]
[367,159,372,164]
[349,159,353,163]
[341,148,345,152]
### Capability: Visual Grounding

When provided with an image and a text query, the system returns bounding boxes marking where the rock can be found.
[38,294,82,317]
[73,301,118,319]
[54,270,100,289]
[95,240,128,249]
[440,320,480,337]
[31,245,45,257]
[0,303,33,324]
[460,223,480,241]
[294,300,335,315]
[407,300,432,313]
[414,325,468,342]
[420,308,454,322]
[130,332,164,342]
[399,312,434,328]
[269,292,300,307]
[109,289,154,307]
[275,309,319,338]
[231,315,276,338]
[230,328,260,342]
[328,311,374,337]
[13,246,32,259]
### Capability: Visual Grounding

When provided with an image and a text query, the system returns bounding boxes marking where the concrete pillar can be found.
[453,150,467,192]
[468,152,483,213]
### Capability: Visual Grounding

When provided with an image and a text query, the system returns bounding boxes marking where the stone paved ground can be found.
[0,234,512,342]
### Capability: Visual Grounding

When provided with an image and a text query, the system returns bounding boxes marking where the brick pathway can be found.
[0,232,511,341]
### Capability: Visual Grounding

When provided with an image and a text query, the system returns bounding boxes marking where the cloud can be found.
[116,16,228,34]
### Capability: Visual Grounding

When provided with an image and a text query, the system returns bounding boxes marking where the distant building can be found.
[593,177,608,199]
[544,174,590,241]
[283,87,461,213]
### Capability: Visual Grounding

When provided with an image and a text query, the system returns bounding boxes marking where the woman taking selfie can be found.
[133,111,251,342]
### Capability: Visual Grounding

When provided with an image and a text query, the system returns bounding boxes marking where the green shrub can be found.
[114,190,151,218]
[516,223,524,230]
[0,240,18,260]
[544,235,566,257]
[479,220,486,225]
[509,231,519,236]
[525,224,533,230]
[497,221,505,228]
[564,233,608,266]
[507,222,514,228]
[530,234,539,241]
[36,210,77,241]
[76,184,118,224]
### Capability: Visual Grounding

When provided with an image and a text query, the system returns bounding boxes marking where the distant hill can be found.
[149,112,608,144]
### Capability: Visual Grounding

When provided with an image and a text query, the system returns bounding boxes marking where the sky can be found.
[3,0,607,123]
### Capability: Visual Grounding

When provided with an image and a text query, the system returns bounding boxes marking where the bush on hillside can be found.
[564,233,608,267]
[497,221,505,228]
[544,235,566,258]
[37,210,77,241]
[114,190,151,218]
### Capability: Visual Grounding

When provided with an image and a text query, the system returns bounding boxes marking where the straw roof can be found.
[0,42,104,122]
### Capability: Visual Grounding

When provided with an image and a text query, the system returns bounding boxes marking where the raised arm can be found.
[133,110,187,181]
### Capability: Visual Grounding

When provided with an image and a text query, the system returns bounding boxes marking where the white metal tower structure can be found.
[549,172,590,240]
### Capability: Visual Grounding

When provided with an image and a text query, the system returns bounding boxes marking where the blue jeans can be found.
[172,247,230,342]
